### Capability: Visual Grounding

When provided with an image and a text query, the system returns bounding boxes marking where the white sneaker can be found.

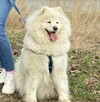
[2,73,15,94]
[0,69,7,83]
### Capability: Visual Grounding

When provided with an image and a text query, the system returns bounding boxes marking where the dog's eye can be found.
[56,22,59,24]
[47,21,51,23]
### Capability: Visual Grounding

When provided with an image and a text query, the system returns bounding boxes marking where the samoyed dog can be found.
[15,6,71,102]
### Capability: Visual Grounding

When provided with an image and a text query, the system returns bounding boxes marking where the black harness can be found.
[48,56,53,73]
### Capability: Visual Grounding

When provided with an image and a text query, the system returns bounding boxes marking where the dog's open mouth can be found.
[45,29,57,42]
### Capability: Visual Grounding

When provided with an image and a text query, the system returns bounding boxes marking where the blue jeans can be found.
[0,0,14,71]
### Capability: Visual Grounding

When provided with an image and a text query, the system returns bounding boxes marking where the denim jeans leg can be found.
[0,0,14,71]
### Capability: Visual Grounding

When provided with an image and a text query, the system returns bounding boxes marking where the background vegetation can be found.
[8,0,100,55]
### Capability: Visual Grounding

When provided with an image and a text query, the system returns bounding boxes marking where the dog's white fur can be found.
[15,6,71,102]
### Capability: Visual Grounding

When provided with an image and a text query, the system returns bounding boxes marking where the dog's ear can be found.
[39,6,49,15]
[57,7,65,16]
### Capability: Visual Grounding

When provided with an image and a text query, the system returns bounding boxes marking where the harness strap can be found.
[9,0,26,23]
[48,56,53,73]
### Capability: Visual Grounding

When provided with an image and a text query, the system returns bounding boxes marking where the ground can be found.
[0,30,100,102]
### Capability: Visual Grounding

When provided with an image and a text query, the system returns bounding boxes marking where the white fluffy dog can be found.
[15,6,71,102]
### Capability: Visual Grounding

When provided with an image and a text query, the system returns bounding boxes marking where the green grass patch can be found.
[69,51,100,102]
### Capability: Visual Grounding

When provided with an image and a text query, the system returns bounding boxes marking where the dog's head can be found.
[26,6,71,45]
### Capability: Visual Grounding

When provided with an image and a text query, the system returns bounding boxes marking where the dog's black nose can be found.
[53,26,58,31]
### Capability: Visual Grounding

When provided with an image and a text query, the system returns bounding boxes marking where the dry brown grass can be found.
[7,0,100,55]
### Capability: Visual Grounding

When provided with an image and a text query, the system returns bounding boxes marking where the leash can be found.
[48,56,53,73]
[9,0,26,24]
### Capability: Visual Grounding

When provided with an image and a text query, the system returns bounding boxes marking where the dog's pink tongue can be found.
[50,33,57,41]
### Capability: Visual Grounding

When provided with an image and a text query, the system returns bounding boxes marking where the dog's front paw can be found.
[59,99,71,102]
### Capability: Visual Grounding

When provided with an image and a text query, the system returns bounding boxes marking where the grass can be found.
[7,29,25,58]
[68,51,100,102]
[1,29,98,102]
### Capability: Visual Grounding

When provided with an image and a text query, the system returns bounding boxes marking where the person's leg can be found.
[0,0,14,72]
[0,0,15,94]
